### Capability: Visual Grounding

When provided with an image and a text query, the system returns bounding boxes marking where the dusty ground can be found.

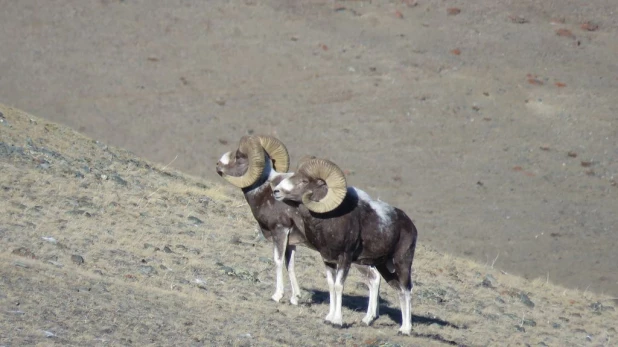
[2,104,618,346]
[0,0,617,299]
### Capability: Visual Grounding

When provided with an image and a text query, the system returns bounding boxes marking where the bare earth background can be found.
[2,104,617,346]
[1,0,617,301]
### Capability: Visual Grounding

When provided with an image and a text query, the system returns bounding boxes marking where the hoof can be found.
[290,296,299,306]
[362,315,377,326]
[271,293,283,303]
[397,329,412,336]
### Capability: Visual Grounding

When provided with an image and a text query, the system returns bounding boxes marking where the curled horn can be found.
[221,136,266,188]
[257,135,290,173]
[298,158,347,213]
[296,155,317,170]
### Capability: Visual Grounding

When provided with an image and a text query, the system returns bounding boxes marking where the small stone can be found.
[111,174,128,186]
[482,274,498,288]
[556,28,575,39]
[12,247,35,259]
[520,293,535,308]
[515,326,525,332]
[523,318,537,327]
[188,216,203,225]
[552,322,561,329]
[13,261,30,268]
[215,97,226,106]
[580,21,599,31]
[138,265,156,275]
[71,255,85,265]
[163,246,173,253]
[508,15,529,24]
[447,8,461,15]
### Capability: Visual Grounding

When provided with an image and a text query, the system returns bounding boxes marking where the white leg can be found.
[355,265,381,325]
[285,246,301,305]
[271,246,285,303]
[398,287,412,335]
[331,266,349,326]
[364,267,381,325]
[324,266,336,323]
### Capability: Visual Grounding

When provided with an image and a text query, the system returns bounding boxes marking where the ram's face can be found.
[272,173,326,203]
[216,150,249,178]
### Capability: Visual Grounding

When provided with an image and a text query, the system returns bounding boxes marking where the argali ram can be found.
[272,157,418,335]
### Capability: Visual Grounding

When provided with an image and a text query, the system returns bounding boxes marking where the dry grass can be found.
[1,103,616,346]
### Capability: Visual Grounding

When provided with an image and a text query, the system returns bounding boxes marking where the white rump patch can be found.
[351,187,394,228]
[219,152,232,165]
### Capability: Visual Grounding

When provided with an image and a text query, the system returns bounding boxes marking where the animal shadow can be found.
[308,289,461,330]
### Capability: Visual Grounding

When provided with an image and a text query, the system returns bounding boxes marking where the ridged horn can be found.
[221,136,265,188]
[257,135,290,173]
[296,155,317,170]
[298,158,347,213]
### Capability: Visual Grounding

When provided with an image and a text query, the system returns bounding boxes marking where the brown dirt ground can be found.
[0,0,617,304]
[2,104,618,346]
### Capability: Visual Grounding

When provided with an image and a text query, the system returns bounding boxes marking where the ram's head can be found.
[216,135,289,188]
[272,157,347,213]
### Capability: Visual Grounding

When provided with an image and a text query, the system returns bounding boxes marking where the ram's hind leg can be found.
[354,264,381,325]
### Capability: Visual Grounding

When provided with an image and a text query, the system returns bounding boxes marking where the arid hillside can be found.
[1,0,617,297]
[2,105,616,346]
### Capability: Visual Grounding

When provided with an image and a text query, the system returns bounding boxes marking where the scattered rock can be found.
[188,216,203,225]
[554,82,567,88]
[580,21,599,31]
[556,28,575,39]
[580,161,594,167]
[450,48,461,55]
[567,151,578,158]
[111,174,128,186]
[71,254,85,265]
[215,97,226,106]
[218,139,228,145]
[13,261,30,268]
[589,301,614,312]
[41,236,57,244]
[394,10,404,19]
[522,318,537,327]
[552,322,561,329]
[12,247,35,259]
[520,293,535,308]
[447,8,461,16]
[42,330,57,338]
[508,15,529,24]
[482,274,498,288]
[138,265,157,275]
[215,262,259,282]
[163,246,173,253]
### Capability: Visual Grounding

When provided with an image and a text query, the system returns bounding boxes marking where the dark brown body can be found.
[297,187,417,291]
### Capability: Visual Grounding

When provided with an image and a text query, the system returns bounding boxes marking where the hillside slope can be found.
[1,104,616,346]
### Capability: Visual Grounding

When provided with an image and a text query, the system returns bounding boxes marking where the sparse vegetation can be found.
[1,104,616,346]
